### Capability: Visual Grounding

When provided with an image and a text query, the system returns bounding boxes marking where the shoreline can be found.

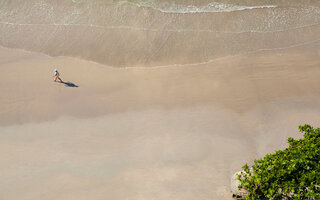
[1,44,320,125]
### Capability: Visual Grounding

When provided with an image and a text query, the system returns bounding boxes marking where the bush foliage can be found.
[237,125,320,200]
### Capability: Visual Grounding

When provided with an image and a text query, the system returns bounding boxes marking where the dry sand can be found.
[1,44,320,200]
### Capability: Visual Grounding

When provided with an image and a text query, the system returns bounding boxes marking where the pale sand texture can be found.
[1,44,320,200]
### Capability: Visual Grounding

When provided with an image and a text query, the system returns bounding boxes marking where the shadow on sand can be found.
[59,81,79,87]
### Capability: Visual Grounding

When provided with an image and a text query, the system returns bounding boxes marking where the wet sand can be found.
[1,44,320,200]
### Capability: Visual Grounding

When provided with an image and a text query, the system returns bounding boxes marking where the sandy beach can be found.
[1,42,320,199]
[1,0,320,199]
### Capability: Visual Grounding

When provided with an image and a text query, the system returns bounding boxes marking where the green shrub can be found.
[237,125,320,200]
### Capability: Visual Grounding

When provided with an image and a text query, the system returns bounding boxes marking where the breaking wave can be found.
[114,1,277,14]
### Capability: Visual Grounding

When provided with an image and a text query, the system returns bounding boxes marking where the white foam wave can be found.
[117,1,277,14]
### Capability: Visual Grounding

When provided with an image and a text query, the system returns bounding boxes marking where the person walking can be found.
[53,68,63,82]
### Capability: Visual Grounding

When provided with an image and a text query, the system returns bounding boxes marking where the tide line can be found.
[120,37,320,69]
[1,21,320,34]
[0,37,318,70]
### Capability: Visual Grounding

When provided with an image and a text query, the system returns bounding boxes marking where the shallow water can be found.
[1,0,320,67]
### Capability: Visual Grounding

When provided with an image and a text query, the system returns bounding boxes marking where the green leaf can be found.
[236,125,320,200]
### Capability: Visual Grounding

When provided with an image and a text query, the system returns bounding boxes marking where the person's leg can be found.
[54,76,57,82]
[58,76,62,82]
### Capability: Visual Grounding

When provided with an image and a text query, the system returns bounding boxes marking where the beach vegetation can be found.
[237,124,320,200]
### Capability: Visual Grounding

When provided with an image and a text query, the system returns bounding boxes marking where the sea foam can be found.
[72,0,277,14]
[117,1,277,14]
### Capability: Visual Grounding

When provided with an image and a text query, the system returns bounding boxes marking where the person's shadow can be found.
[59,81,79,87]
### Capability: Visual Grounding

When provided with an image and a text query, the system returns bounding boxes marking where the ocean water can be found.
[1,0,320,67]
